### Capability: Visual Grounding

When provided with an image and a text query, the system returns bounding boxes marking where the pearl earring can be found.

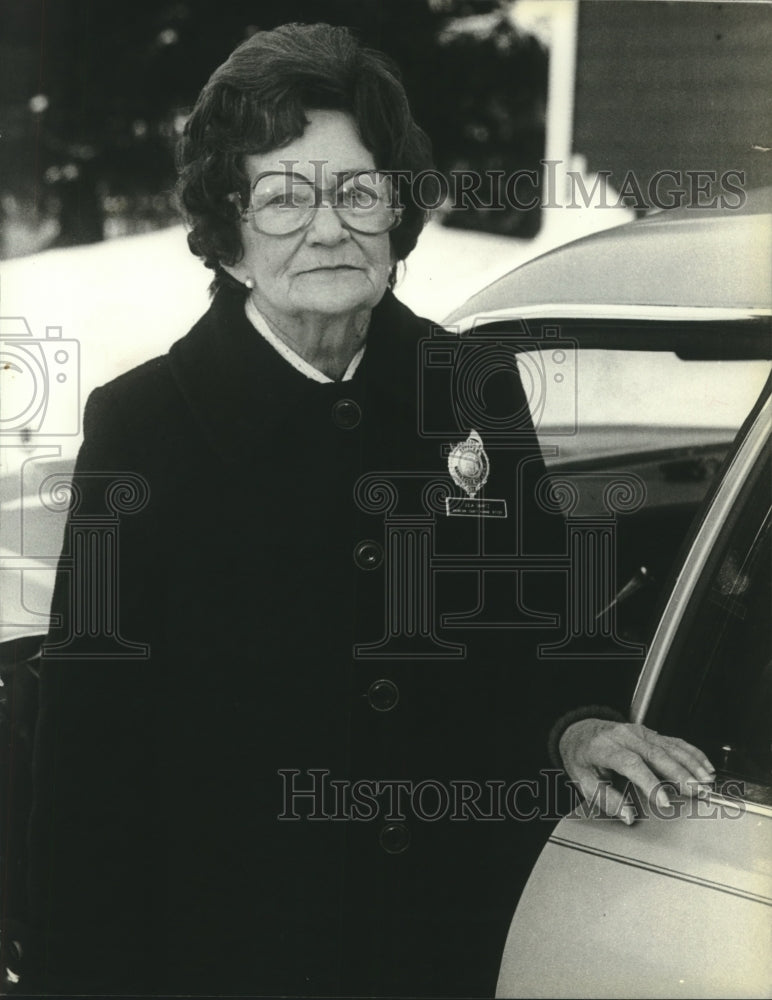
[245,277,254,290]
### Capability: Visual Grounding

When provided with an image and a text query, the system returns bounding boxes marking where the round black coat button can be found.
[353,540,383,570]
[331,398,361,429]
[367,678,399,712]
[379,823,410,854]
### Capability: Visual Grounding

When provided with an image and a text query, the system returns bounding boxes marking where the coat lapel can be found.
[355,289,449,475]
[167,284,450,474]
[167,286,313,466]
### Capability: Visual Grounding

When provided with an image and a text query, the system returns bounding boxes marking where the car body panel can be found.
[444,199,772,327]
[496,803,772,999]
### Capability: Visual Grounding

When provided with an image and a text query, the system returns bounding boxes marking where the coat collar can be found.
[168,285,435,466]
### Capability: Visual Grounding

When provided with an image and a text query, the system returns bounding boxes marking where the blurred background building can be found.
[0,0,770,259]
[574,1,771,202]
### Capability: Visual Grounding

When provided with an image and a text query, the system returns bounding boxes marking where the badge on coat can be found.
[445,430,507,517]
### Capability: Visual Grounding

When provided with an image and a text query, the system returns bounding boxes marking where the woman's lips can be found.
[300,264,362,272]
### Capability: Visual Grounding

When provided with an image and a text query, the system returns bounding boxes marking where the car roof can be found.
[443,190,772,329]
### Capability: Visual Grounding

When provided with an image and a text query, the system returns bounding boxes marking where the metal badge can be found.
[445,430,507,517]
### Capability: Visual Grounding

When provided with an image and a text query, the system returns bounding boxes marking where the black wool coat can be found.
[28,286,621,997]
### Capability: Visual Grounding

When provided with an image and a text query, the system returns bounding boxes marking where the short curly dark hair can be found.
[177,22,434,295]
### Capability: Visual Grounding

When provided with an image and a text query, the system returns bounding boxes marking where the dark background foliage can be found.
[0,0,548,256]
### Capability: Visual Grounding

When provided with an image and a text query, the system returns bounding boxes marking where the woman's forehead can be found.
[243,109,376,184]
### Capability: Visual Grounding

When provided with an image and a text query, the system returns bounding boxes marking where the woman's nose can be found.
[304,202,350,244]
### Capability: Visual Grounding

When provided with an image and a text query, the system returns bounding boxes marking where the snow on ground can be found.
[0,225,211,397]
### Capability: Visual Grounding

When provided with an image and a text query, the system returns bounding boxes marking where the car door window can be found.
[645,443,772,806]
[519,346,770,464]
[516,338,769,647]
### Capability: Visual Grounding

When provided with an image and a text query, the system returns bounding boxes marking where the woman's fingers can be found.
[633,737,712,796]
[653,733,716,784]
[570,766,636,824]
[594,724,713,786]
[620,726,716,792]
[592,743,670,808]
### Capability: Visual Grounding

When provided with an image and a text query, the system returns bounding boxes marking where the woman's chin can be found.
[291,273,385,315]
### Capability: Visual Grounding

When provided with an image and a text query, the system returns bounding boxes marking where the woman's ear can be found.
[220,262,253,289]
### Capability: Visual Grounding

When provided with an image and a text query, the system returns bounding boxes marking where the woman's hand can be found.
[559,719,716,824]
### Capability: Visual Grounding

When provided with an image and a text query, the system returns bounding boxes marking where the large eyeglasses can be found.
[240,169,402,236]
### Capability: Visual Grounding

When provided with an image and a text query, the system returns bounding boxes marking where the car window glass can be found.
[514,344,769,648]
[648,444,772,806]
[517,347,770,461]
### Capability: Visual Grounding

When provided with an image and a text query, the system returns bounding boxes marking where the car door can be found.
[495,391,772,999]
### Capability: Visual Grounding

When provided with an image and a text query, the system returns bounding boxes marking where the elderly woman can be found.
[27,22,714,998]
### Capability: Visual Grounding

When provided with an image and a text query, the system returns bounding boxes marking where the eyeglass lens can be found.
[246,170,400,234]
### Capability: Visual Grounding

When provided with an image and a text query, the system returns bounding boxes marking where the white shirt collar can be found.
[244,296,365,383]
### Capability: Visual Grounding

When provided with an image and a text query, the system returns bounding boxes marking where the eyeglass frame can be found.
[233,168,404,237]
